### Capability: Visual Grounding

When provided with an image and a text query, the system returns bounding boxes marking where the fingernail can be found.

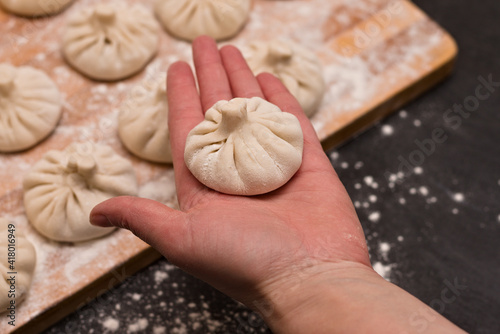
[90,214,111,227]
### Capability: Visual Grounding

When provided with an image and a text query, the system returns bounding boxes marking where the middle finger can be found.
[193,36,233,112]
[220,45,264,99]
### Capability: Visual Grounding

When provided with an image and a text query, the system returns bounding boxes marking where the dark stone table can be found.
[45,0,500,333]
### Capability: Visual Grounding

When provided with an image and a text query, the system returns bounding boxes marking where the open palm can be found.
[92,36,370,307]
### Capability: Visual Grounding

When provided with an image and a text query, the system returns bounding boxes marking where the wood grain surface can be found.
[0,0,457,332]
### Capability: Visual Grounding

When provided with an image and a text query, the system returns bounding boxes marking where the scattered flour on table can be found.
[155,270,169,284]
[364,176,374,186]
[153,326,166,334]
[369,211,381,222]
[128,318,149,333]
[171,318,187,334]
[92,84,108,95]
[414,166,423,175]
[426,196,437,204]
[131,293,142,301]
[381,124,394,136]
[62,232,121,283]
[413,119,422,127]
[139,173,177,206]
[379,242,391,261]
[321,54,376,113]
[453,193,465,202]
[187,311,223,332]
[399,110,408,118]
[419,186,429,196]
[363,175,378,189]
[102,318,120,332]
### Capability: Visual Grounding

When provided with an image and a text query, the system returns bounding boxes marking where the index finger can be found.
[167,61,206,207]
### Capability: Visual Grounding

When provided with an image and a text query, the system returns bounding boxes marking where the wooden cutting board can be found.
[0,0,457,332]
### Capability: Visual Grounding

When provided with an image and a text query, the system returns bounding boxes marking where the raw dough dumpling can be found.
[118,76,172,163]
[0,64,62,153]
[155,0,251,41]
[62,4,160,81]
[185,97,303,196]
[244,40,326,117]
[0,218,36,311]
[0,0,73,16]
[23,143,138,242]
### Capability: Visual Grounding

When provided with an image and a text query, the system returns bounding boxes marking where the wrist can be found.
[251,261,464,334]
[252,261,374,334]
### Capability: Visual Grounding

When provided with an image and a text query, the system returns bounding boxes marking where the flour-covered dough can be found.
[0,218,36,312]
[118,76,171,163]
[62,4,160,81]
[0,0,73,16]
[0,64,62,153]
[155,0,251,41]
[185,97,303,196]
[23,143,138,242]
[244,40,326,117]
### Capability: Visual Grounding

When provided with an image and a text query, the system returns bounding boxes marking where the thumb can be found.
[90,196,189,260]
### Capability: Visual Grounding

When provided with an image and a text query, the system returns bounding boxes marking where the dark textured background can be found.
[45,0,500,333]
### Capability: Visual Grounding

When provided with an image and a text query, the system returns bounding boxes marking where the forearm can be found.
[256,262,465,334]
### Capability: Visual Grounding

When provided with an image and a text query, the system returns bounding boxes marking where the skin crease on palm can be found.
[91,36,465,333]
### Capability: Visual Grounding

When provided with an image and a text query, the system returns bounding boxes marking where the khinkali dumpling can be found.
[0,0,73,16]
[244,40,326,117]
[0,218,36,311]
[62,4,160,81]
[155,0,251,41]
[118,76,172,163]
[0,64,62,153]
[23,143,138,242]
[185,97,303,196]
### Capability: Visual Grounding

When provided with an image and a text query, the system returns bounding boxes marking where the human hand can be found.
[91,36,464,334]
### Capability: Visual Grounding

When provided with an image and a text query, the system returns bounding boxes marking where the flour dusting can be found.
[102,318,120,332]
[127,318,149,333]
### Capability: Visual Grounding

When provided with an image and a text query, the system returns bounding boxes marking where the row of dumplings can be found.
[0,0,326,310]
[62,1,325,117]
[1,0,326,234]
[0,0,327,233]
[1,0,252,41]
[2,0,326,110]
[1,0,253,81]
